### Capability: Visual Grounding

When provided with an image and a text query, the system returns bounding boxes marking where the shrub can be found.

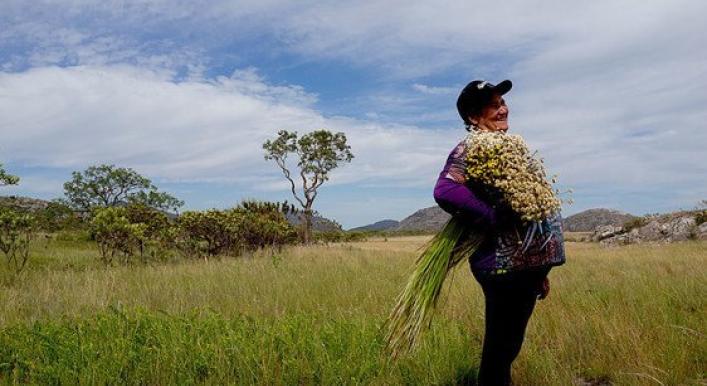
[0,207,34,273]
[313,231,368,244]
[34,200,83,232]
[91,207,147,265]
[695,210,707,226]
[623,217,648,232]
[236,200,298,250]
[173,210,239,260]
[173,201,298,260]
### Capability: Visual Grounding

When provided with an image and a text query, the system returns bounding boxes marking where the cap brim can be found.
[493,79,512,95]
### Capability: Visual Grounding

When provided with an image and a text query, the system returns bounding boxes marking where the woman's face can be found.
[471,93,509,132]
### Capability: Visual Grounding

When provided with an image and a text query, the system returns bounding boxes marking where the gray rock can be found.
[591,225,624,241]
[637,220,664,241]
[660,216,696,241]
[600,228,639,246]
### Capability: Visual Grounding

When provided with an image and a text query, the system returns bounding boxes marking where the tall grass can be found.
[0,237,704,384]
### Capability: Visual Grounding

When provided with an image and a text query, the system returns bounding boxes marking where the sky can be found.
[1,0,706,229]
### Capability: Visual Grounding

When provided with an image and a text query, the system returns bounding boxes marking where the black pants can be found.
[472,268,549,386]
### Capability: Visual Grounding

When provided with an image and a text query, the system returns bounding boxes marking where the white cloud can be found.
[412,83,455,95]
[0,65,457,193]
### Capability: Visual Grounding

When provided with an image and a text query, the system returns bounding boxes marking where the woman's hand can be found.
[538,277,550,300]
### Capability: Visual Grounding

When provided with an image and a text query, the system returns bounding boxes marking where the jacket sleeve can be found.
[433,141,497,227]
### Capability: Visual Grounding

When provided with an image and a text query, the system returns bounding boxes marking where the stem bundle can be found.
[384,217,484,358]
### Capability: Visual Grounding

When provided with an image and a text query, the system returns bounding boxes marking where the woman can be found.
[433,79,552,386]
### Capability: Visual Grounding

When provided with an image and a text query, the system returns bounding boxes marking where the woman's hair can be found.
[463,105,485,131]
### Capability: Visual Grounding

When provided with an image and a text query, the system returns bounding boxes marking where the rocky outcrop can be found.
[598,211,704,246]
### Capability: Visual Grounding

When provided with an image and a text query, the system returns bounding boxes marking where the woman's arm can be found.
[433,141,498,227]
[434,175,497,227]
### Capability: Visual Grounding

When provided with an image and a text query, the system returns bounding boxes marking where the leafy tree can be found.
[63,164,183,213]
[0,163,19,186]
[263,130,353,243]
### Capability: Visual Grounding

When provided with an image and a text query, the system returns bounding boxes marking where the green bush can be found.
[173,210,238,259]
[314,231,368,243]
[91,207,147,264]
[173,201,297,259]
[34,200,83,232]
[0,207,34,273]
[236,200,298,250]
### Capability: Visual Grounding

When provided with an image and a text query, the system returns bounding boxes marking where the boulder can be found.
[591,225,624,241]
[600,228,640,247]
[697,222,707,240]
[636,220,664,241]
[660,216,696,241]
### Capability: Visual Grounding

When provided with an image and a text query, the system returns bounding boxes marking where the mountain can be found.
[562,208,636,232]
[395,206,450,232]
[348,219,399,232]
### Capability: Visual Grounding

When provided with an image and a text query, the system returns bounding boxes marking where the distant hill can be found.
[359,206,640,234]
[0,195,51,211]
[395,206,450,232]
[285,212,342,233]
[562,208,636,232]
[348,219,399,232]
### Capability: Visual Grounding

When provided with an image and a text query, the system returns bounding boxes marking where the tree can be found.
[63,164,183,213]
[263,129,353,243]
[0,163,19,186]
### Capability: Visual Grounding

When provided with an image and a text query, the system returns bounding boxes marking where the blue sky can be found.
[1,0,706,228]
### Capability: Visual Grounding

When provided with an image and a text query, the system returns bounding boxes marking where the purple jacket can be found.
[433,139,498,272]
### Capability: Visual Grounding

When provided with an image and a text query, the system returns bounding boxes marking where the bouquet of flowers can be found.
[384,131,564,358]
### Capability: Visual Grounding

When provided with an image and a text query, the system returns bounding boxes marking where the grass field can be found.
[0,236,705,384]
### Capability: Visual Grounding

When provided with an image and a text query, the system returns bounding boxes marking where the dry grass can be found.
[0,237,705,384]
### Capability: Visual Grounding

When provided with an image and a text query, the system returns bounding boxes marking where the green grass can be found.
[0,237,705,384]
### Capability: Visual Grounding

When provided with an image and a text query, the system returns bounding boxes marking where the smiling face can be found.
[470,93,509,132]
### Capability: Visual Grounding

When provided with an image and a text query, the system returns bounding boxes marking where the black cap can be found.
[456,79,512,125]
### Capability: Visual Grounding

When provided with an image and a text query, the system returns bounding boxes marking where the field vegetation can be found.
[0,235,704,385]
